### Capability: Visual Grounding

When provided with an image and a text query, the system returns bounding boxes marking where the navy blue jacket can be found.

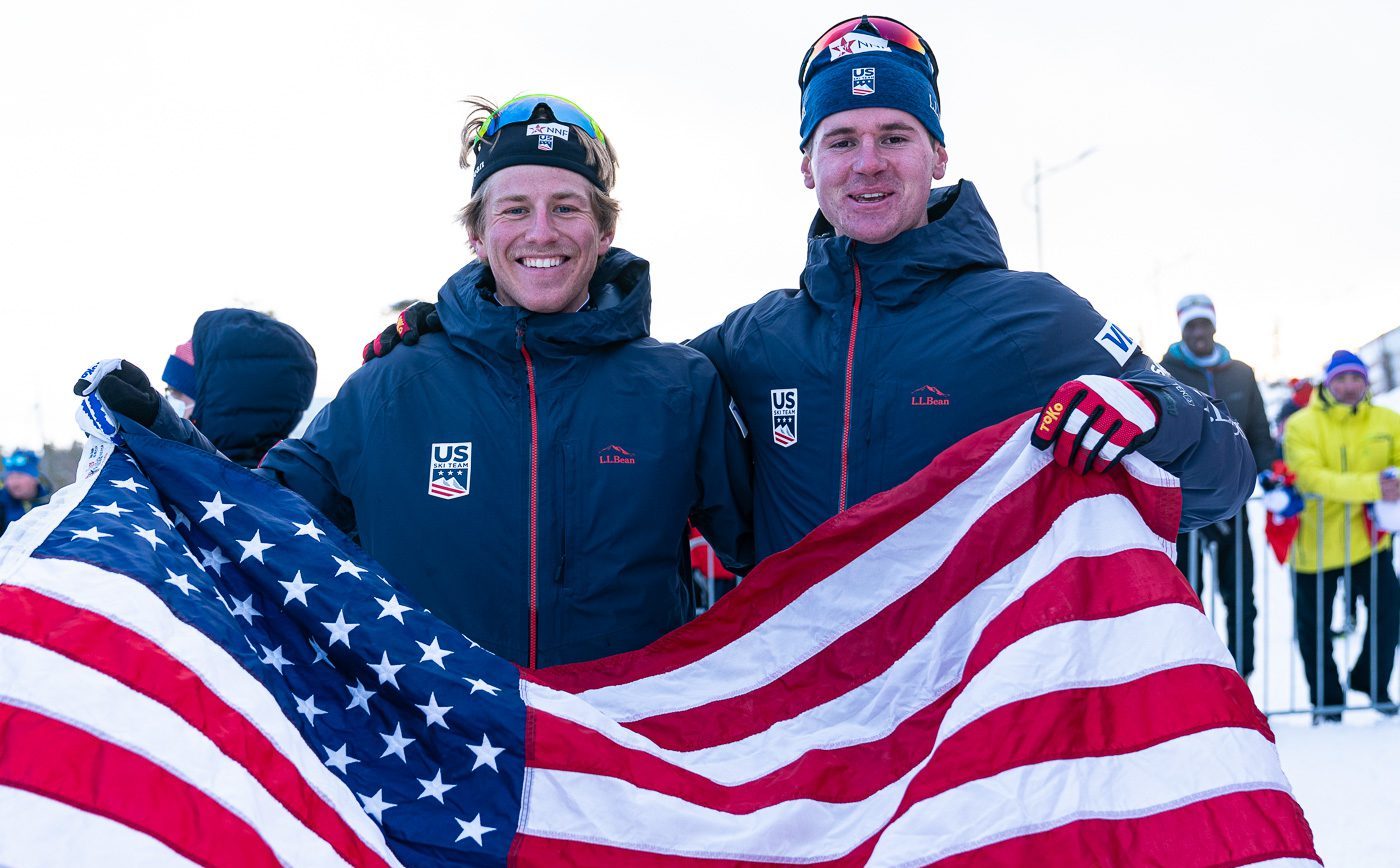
[191,309,318,468]
[690,181,1254,559]
[258,249,754,667]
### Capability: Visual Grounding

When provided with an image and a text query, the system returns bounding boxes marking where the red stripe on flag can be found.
[0,702,282,868]
[526,664,1265,815]
[510,789,1315,867]
[530,415,1042,695]
[927,789,1319,867]
[0,584,390,868]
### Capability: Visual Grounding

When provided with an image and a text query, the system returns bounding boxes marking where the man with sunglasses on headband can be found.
[77,95,754,669]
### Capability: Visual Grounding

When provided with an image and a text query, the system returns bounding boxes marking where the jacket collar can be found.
[801,180,1009,309]
[1166,341,1233,369]
[436,248,652,359]
[1315,385,1372,418]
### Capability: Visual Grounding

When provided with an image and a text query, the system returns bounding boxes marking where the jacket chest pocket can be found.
[1359,434,1396,473]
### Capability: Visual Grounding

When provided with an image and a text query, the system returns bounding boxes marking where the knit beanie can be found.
[162,338,197,399]
[1176,294,1216,331]
[1323,350,1368,386]
[3,449,40,479]
[798,15,943,147]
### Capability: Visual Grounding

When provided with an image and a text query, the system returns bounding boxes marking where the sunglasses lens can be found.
[799,16,932,85]
[475,95,605,149]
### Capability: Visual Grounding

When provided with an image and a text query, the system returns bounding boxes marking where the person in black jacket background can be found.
[161,308,318,468]
[1161,293,1272,677]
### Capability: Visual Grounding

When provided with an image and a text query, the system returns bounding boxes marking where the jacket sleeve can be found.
[1121,358,1256,531]
[1002,279,1254,532]
[1283,411,1383,504]
[255,380,372,535]
[140,397,221,455]
[688,367,756,575]
[685,322,733,391]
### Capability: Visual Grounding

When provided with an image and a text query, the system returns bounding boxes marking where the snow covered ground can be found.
[1273,715,1399,866]
[1196,500,1399,865]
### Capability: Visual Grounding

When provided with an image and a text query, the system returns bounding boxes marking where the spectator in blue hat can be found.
[1283,349,1400,721]
[1,449,51,536]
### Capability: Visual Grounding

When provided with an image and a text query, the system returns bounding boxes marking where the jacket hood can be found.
[192,308,317,467]
[1166,341,1233,369]
[802,180,1008,307]
[436,247,652,359]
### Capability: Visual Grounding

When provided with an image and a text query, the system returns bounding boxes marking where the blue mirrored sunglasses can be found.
[469,94,606,150]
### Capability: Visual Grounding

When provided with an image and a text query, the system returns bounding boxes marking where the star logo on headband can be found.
[827,32,891,62]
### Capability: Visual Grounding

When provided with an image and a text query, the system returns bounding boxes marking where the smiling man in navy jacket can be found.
[684,15,1254,560]
[79,95,753,669]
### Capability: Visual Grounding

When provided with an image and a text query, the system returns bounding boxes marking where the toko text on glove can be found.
[1030,375,1159,475]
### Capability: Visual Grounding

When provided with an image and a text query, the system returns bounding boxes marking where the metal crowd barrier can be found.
[1186,494,1400,721]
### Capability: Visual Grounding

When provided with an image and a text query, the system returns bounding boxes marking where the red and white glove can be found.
[1031,375,1159,474]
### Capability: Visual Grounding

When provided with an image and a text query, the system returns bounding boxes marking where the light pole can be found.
[1028,147,1097,271]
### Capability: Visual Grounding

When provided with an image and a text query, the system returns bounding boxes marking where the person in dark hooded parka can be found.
[162,308,318,468]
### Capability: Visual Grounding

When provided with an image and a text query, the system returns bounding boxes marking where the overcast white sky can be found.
[3,1,1398,449]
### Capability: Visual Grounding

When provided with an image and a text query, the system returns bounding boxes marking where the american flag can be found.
[0,415,1318,866]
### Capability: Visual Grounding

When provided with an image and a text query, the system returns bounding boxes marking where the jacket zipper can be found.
[840,259,864,513]
[518,324,540,669]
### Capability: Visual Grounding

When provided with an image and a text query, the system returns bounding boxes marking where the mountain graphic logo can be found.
[598,445,637,465]
[911,385,951,407]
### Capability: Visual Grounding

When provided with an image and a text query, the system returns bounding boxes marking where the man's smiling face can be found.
[470,165,612,313]
[801,106,947,245]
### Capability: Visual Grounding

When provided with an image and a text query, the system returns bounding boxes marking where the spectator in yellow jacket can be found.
[1283,350,1400,720]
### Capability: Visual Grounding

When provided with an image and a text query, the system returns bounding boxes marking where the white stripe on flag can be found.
[0,634,358,868]
[866,728,1293,867]
[937,602,1235,746]
[0,785,202,868]
[521,760,924,862]
[5,558,401,868]
[1079,375,1159,431]
[525,495,1170,784]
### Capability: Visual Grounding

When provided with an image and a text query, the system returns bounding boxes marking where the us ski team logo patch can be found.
[527,121,569,152]
[428,442,472,499]
[852,67,875,96]
[771,388,797,448]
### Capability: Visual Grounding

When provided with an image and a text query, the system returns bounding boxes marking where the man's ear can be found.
[800,149,815,190]
[932,143,949,181]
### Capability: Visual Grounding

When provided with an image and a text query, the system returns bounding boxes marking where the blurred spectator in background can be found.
[1160,294,1272,678]
[1274,377,1314,445]
[0,449,52,536]
[1283,350,1400,721]
[163,309,317,468]
[689,526,738,610]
